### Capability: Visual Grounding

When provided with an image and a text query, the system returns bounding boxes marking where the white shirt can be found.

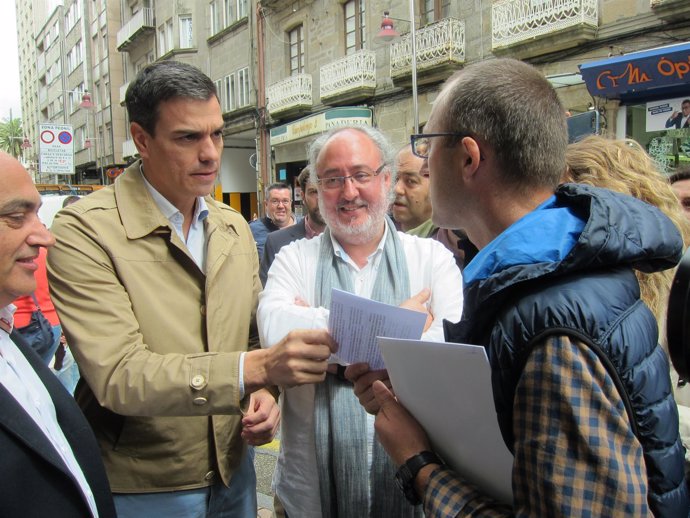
[141,171,209,270]
[0,306,99,518]
[257,230,464,518]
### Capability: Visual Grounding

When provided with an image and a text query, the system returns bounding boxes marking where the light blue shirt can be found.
[141,169,209,271]
[0,306,99,518]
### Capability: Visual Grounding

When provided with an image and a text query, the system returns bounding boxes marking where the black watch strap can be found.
[395,450,443,505]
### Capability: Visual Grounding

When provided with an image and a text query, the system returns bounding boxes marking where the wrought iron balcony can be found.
[117,8,155,51]
[267,74,313,117]
[390,17,465,86]
[320,50,376,105]
[492,0,597,53]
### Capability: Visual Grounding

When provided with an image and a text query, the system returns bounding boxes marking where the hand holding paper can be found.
[328,288,427,369]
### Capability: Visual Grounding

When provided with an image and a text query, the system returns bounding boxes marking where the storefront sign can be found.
[270,107,373,145]
[579,42,690,98]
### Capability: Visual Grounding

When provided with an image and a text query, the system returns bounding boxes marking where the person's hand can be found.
[373,380,431,465]
[400,288,433,332]
[346,363,392,414]
[241,388,280,446]
[262,329,338,388]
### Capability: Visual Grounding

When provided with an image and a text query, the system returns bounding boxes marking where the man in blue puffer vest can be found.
[355,58,690,517]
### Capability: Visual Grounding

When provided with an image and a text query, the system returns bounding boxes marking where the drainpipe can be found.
[256,2,270,217]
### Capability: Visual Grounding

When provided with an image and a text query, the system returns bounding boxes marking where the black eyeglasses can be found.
[410,133,469,159]
[316,163,387,191]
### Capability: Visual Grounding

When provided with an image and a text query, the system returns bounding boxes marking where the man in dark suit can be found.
[665,99,690,129]
[0,151,116,518]
[260,166,326,285]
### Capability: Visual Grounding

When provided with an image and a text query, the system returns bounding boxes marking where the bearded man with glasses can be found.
[257,125,463,518]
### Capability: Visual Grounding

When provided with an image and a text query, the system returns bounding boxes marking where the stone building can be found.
[17,0,127,185]
[17,0,690,214]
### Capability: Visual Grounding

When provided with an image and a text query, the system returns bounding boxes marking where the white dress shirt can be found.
[0,305,99,518]
[258,229,464,518]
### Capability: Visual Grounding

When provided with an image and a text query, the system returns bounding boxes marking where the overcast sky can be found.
[0,5,23,122]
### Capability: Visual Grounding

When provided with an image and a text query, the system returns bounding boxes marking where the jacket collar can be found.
[115,160,172,240]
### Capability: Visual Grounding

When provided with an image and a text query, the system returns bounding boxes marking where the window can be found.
[65,0,81,33]
[344,0,366,55]
[214,78,223,109]
[66,40,83,74]
[289,25,304,76]
[421,0,450,24]
[224,74,236,112]
[237,0,247,19]
[237,67,250,108]
[210,0,247,35]
[224,0,235,28]
[158,18,174,55]
[210,0,223,34]
[69,83,85,113]
[179,15,193,48]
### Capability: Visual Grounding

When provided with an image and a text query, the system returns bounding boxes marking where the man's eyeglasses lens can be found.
[317,164,385,191]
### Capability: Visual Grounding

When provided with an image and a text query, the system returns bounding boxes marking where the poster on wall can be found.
[646,96,690,132]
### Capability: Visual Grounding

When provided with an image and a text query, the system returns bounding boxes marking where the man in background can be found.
[250,182,296,258]
[0,151,115,518]
[260,166,325,285]
[391,145,433,236]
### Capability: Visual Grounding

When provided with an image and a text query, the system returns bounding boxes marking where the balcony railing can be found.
[117,8,155,51]
[390,18,465,81]
[267,74,312,116]
[119,82,130,106]
[122,138,138,159]
[320,49,376,103]
[492,0,597,50]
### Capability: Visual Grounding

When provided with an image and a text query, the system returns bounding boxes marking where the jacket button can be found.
[193,396,208,406]
[191,374,206,389]
[200,305,207,316]
[204,470,215,480]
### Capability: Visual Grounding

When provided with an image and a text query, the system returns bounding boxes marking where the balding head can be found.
[0,152,55,307]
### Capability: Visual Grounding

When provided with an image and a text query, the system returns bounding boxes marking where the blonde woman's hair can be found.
[565,135,690,326]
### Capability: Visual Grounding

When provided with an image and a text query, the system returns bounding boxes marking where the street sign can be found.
[39,123,74,175]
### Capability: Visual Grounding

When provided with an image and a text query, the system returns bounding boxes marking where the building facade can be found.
[262,0,690,191]
[17,1,690,214]
[117,0,260,219]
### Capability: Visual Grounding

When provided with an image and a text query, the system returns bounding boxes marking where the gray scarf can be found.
[313,216,422,518]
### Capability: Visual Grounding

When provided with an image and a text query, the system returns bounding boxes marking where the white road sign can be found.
[39,123,74,175]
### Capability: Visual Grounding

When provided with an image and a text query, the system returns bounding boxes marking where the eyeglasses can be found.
[268,199,291,206]
[316,163,387,191]
[410,133,469,159]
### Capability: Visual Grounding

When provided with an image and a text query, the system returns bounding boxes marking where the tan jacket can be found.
[48,162,261,492]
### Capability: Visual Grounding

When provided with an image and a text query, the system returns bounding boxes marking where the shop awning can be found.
[579,41,690,100]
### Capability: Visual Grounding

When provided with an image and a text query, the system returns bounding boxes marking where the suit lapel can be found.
[0,381,72,477]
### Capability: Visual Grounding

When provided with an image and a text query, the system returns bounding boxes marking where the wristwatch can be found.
[394,450,444,505]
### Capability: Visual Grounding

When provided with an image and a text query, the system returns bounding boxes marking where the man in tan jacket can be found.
[48,61,336,518]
